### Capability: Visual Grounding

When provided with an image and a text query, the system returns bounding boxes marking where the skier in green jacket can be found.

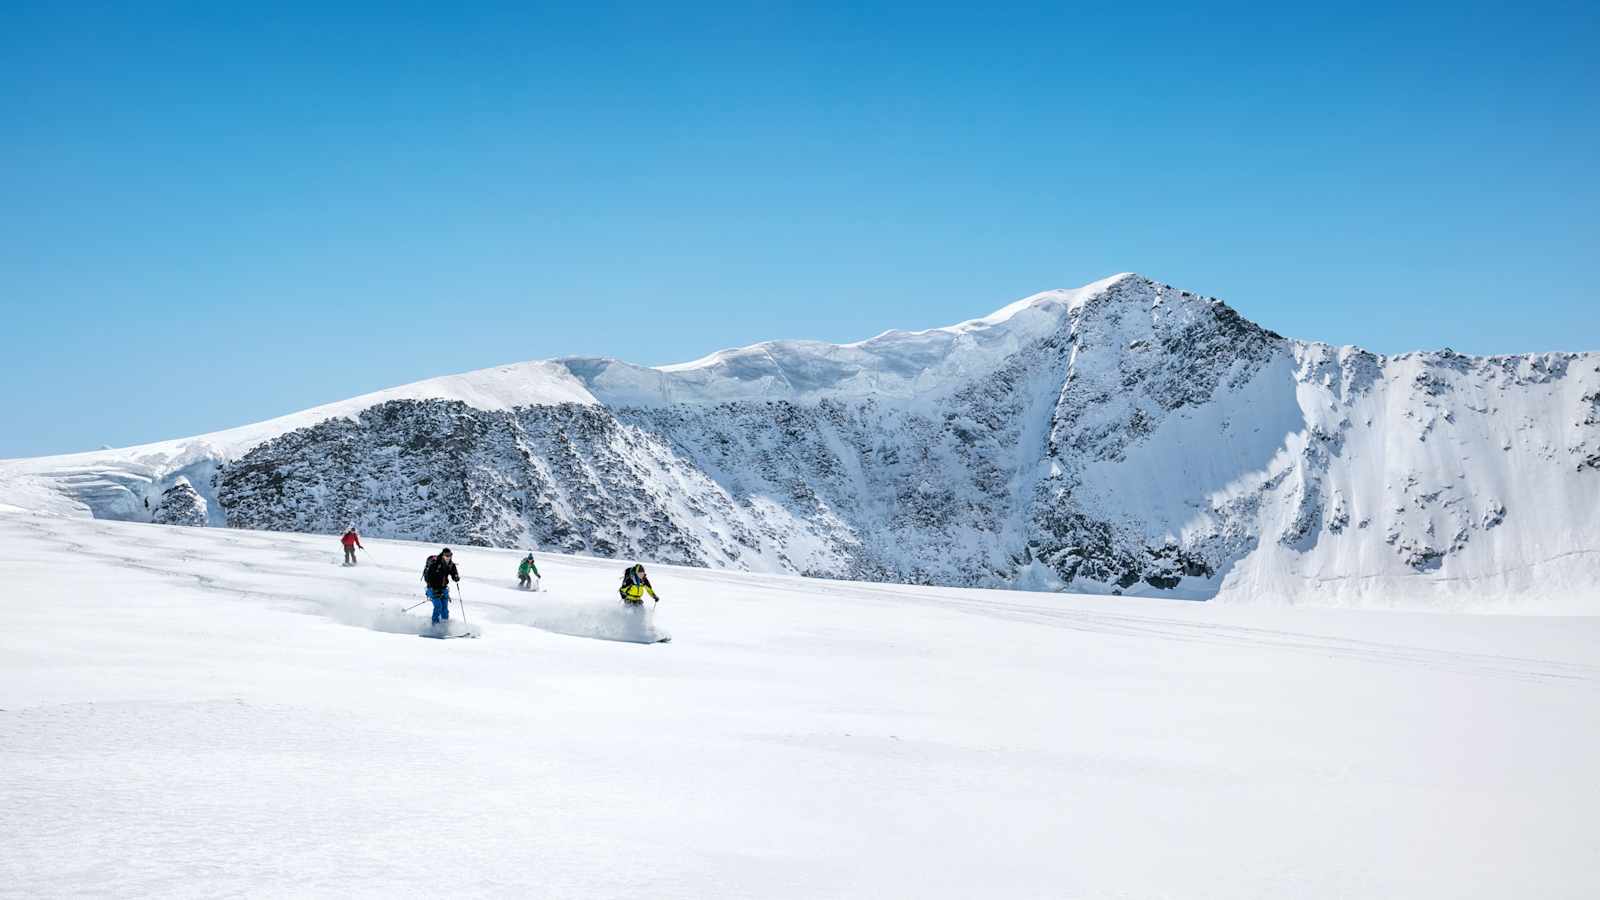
[517,552,541,590]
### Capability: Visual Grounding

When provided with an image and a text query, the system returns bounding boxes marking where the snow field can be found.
[3,511,1598,898]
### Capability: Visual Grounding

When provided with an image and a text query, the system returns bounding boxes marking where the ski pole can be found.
[457,582,468,624]
[403,599,429,613]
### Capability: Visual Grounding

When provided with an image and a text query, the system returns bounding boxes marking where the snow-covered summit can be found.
[926,271,1139,334]
[568,273,1146,406]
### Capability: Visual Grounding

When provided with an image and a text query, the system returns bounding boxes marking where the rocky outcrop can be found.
[152,477,208,527]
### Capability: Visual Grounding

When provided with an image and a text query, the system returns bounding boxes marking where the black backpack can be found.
[422,555,438,583]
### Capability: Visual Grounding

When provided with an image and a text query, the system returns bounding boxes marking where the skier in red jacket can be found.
[340,527,364,566]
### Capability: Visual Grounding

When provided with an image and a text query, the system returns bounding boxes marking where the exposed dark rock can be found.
[192,275,1598,598]
[153,478,208,527]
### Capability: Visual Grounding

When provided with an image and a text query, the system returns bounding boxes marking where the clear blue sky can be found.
[3,2,1596,457]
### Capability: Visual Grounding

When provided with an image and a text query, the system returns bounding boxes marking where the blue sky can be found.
[3,2,1596,457]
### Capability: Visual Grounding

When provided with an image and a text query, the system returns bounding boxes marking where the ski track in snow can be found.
[4,511,1599,899]
[18,514,1592,683]
[16,515,674,645]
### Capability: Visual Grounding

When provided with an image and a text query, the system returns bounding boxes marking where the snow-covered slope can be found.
[4,274,1597,610]
[4,512,1598,898]
[0,359,596,522]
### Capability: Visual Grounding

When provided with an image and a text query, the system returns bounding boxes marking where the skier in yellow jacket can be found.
[618,563,659,605]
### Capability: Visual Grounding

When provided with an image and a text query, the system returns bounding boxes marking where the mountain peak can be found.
[568,274,1160,406]
[943,271,1144,333]
[657,273,1148,376]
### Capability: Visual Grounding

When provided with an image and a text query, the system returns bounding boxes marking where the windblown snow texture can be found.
[5,274,1598,608]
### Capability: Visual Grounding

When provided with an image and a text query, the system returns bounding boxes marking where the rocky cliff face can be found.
[9,274,1598,609]
[205,276,1600,607]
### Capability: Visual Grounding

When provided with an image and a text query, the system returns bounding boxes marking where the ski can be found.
[590,633,671,645]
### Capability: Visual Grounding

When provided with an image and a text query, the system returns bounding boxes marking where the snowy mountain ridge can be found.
[565,273,1134,407]
[4,273,1597,611]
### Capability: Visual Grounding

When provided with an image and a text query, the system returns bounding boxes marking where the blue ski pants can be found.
[427,586,451,624]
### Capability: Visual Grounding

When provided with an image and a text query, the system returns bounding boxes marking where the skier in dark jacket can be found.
[422,548,461,624]
[618,563,658,605]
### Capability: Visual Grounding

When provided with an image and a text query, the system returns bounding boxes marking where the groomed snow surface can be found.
[4,511,1598,899]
